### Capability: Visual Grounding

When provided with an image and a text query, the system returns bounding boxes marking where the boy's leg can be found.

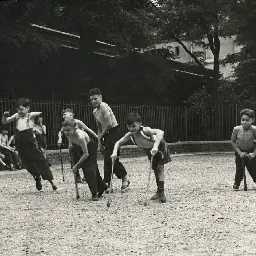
[151,169,160,200]
[69,146,82,183]
[96,165,108,197]
[245,157,256,183]
[103,127,129,190]
[234,153,243,189]
[155,164,166,203]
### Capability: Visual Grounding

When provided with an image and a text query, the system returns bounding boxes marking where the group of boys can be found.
[1,90,256,203]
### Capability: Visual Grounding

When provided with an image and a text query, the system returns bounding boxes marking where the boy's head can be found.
[62,119,77,137]
[126,112,142,134]
[35,114,43,124]
[89,88,102,108]
[240,109,255,128]
[16,98,30,116]
[62,108,74,120]
[0,126,8,135]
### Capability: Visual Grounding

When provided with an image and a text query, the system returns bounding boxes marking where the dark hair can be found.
[126,112,142,125]
[62,108,74,114]
[63,119,76,128]
[16,98,30,108]
[34,114,43,125]
[0,125,8,132]
[240,109,255,119]
[89,88,102,96]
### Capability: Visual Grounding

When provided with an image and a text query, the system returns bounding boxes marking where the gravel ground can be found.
[1,154,256,256]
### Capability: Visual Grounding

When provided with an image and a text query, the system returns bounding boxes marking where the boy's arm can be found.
[98,104,113,139]
[29,112,42,118]
[2,112,18,124]
[111,132,132,159]
[57,128,63,146]
[42,125,46,135]
[7,136,14,147]
[73,137,89,170]
[143,127,164,154]
[75,120,98,139]
[231,128,243,156]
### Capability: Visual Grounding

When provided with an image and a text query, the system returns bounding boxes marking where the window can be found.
[175,46,180,57]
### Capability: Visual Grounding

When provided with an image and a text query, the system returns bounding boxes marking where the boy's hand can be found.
[3,111,10,117]
[247,153,256,160]
[57,139,62,148]
[111,152,118,162]
[150,148,158,156]
[72,165,78,173]
[239,152,247,158]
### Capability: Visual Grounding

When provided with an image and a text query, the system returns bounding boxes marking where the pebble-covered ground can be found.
[1,154,256,256]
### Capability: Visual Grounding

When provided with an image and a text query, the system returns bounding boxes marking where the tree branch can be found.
[170,31,205,69]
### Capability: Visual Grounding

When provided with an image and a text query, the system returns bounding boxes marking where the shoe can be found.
[35,177,42,191]
[82,177,87,183]
[121,180,130,192]
[98,182,108,197]
[159,192,167,203]
[92,194,100,201]
[150,190,160,200]
[233,183,239,190]
[15,164,22,170]
[52,184,57,191]
[7,165,15,171]
[76,177,82,183]
[105,186,114,194]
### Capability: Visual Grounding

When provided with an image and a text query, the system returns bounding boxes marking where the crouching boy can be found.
[111,112,171,203]
[62,119,107,200]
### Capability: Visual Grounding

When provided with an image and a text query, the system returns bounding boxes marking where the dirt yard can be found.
[1,154,256,256]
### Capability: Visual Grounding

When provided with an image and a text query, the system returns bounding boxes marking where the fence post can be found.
[185,107,188,141]
[235,104,238,125]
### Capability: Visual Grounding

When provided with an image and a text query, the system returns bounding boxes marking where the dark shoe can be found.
[233,183,240,190]
[150,190,160,200]
[7,165,15,171]
[121,180,130,192]
[52,184,57,191]
[15,164,22,170]
[35,177,42,191]
[159,192,167,203]
[105,186,114,194]
[92,194,100,201]
[98,182,108,197]
[76,176,82,183]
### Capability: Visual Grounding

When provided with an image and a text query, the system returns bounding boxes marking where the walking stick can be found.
[144,155,154,206]
[70,154,80,199]
[241,156,247,191]
[107,159,115,207]
[59,147,65,181]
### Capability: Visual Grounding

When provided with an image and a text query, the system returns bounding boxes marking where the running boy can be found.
[2,98,57,191]
[231,108,256,190]
[57,108,98,183]
[89,88,129,193]
[111,112,172,203]
[62,119,107,200]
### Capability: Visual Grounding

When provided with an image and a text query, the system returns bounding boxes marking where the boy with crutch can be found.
[231,109,256,190]
[111,112,171,203]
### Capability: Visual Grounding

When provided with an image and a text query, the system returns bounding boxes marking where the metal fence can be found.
[0,98,245,149]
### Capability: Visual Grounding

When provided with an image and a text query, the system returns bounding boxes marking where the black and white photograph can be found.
[1,0,256,255]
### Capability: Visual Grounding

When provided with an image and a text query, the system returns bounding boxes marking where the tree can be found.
[224,0,256,103]
[157,0,237,80]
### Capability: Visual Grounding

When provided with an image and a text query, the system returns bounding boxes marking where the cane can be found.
[59,147,65,181]
[107,159,115,207]
[144,155,154,206]
[242,156,247,191]
[71,155,80,199]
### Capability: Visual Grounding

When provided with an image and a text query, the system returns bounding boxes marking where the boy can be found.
[111,112,172,203]
[0,126,19,170]
[2,98,57,191]
[89,88,129,193]
[57,108,98,183]
[62,119,107,200]
[231,108,256,190]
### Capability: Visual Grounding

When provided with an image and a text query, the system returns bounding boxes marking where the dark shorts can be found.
[144,140,172,170]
